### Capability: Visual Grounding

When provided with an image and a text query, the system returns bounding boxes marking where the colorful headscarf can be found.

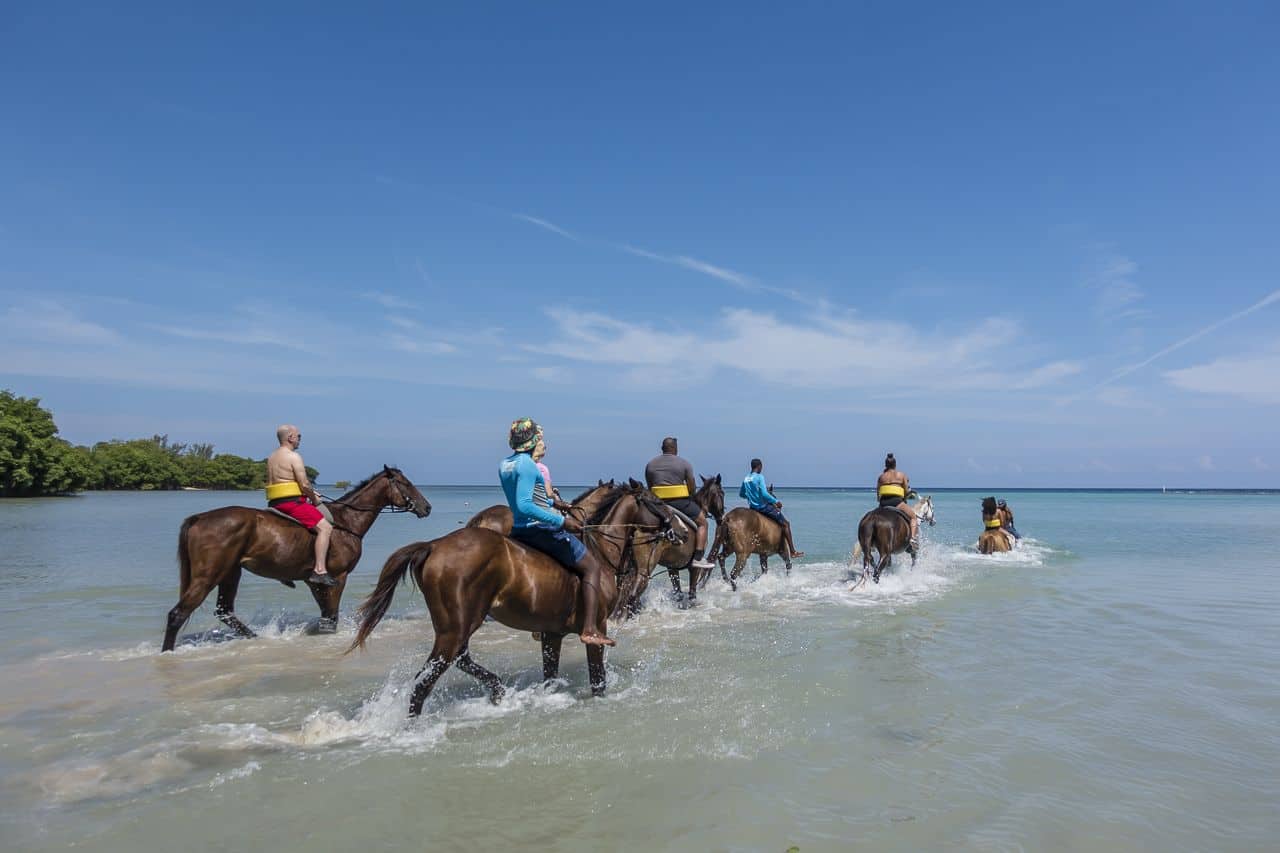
[508,417,541,452]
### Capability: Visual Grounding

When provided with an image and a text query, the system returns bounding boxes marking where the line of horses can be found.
[161,467,941,716]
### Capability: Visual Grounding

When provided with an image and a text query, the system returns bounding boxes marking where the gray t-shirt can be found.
[645,453,694,488]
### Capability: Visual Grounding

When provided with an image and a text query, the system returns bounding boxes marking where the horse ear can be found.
[700,475,707,484]
[715,473,721,484]
[383,464,391,473]
[597,478,604,486]
[628,477,643,490]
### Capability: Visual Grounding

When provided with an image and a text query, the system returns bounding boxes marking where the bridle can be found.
[320,476,420,516]
[582,493,683,578]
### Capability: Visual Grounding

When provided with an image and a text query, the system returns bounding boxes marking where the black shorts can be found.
[753,505,786,525]
[878,496,904,508]
[664,497,703,521]
[510,527,587,567]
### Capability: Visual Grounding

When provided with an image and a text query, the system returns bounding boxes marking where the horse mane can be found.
[340,467,401,498]
[585,484,629,526]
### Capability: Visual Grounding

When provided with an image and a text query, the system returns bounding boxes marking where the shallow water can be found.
[1,488,1277,850]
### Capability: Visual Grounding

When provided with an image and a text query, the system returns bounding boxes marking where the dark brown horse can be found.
[628,474,725,611]
[854,495,935,584]
[463,479,618,535]
[162,467,431,651]
[348,480,681,716]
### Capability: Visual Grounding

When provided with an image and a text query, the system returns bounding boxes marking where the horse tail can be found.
[857,516,876,569]
[176,515,195,594]
[347,540,433,653]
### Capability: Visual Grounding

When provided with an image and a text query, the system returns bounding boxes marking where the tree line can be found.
[1,390,317,496]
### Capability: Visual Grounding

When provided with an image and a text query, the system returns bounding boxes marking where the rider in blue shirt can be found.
[740,458,803,558]
[500,418,614,647]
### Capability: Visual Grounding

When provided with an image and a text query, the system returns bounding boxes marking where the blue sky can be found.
[2,2,1278,487]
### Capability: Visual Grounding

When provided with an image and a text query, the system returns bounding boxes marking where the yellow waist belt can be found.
[651,483,690,500]
[985,518,1002,528]
[265,481,303,501]
[878,483,906,498]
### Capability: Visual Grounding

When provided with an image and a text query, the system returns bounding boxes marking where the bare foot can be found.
[580,632,616,647]
[791,550,805,558]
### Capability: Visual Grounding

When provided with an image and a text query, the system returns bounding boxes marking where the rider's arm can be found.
[514,458,565,529]
[290,454,317,503]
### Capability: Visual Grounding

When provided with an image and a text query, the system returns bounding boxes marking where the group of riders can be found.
[265,419,1019,649]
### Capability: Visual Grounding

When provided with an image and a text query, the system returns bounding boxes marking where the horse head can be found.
[916,495,936,527]
[381,465,432,518]
[698,473,725,522]
[624,478,685,544]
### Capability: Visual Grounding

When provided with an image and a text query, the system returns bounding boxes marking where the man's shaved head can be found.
[661,437,678,453]
[277,424,296,445]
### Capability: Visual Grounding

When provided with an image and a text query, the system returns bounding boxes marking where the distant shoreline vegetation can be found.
[1,390,316,497]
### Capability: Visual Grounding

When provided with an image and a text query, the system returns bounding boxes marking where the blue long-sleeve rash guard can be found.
[500,452,564,530]
[739,472,778,510]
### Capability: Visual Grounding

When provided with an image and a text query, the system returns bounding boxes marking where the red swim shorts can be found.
[269,497,324,529]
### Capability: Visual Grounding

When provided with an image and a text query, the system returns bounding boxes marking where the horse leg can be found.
[684,565,698,601]
[454,646,506,704]
[759,554,768,576]
[874,552,892,584]
[782,548,792,576]
[586,643,607,697]
[408,636,463,717]
[214,568,257,639]
[541,632,565,681]
[307,571,346,634]
[162,573,222,651]
[668,568,683,598]
[717,550,733,590]
[728,552,748,590]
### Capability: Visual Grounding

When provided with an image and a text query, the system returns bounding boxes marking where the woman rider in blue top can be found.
[499,418,615,647]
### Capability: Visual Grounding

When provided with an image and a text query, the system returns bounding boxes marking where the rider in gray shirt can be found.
[644,437,713,570]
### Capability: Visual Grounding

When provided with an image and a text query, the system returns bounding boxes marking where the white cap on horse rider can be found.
[876,453,919,544]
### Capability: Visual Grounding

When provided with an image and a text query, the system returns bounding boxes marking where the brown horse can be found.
[853,495,936,585]
[463,479,618,535]
[977,496,1014,554]
[627,474,725,611]
[162,467,431,651]
[348,480,681,715]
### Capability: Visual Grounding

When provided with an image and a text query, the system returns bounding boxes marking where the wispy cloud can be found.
[389,334,458,355]
[1197,454,1215,471]
[363,291,418,310]
[1,300,121,346]
[1164,347,1280,404]
[534,305,1072,395]
[513,213,581,242]
[1090,286,1280,389]
[1088,251,1145,321]
[150,324,304,350]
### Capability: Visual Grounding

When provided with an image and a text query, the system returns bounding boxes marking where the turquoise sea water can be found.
[1,487,1278,850]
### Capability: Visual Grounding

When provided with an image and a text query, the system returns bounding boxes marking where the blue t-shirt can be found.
[499,452,564,530]
[739,472,777,510]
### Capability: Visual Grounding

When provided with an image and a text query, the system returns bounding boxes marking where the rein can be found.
[315,481,419,538]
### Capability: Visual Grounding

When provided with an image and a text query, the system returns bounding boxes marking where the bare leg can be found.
[586,644,607,696]
[573,552,615,647]
[783,521,803,558]
[313,518,332,575]
[695,514,708,553]
[455,647,506,704]
[215,568,257,639]
[541,633,565,681]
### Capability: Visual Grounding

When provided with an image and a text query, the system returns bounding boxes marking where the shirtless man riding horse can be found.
[876,452,918,549]
[266,424,336,587]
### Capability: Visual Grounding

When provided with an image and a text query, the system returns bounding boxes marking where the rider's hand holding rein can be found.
[560,511,583,535]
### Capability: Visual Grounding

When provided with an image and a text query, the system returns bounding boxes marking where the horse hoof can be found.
[307,618,337,635]
[489,687,506,705]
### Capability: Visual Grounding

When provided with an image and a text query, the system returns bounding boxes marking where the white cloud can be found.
[532,366,572,383]
[1164,349,1280,404]
[535,306,1074,394]
[151,324,303,350]
[1,300,121,345]
[513,213,580,241]
[1008,360,1082,389]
